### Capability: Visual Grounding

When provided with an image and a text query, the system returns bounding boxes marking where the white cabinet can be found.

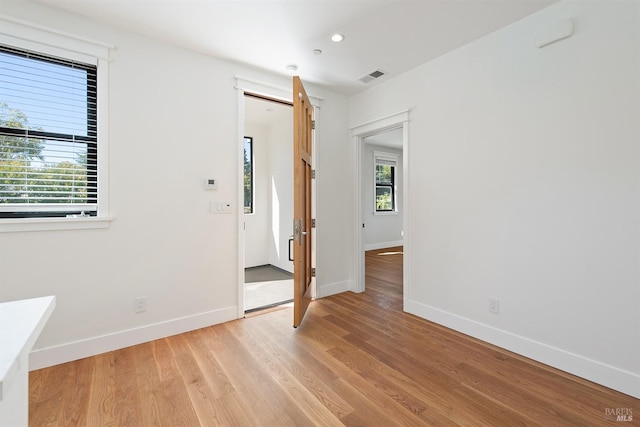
[0,296,55,427]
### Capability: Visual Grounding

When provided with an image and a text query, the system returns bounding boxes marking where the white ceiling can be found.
[245,95,292,127]
[33,0,558,96]
[365,127,403,150]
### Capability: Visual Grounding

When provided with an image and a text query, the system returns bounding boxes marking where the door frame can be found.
[235,77,320,317]
[351,111,410,301]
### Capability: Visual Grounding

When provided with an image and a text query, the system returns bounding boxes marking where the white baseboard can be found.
[364,240,403,251]
[316,280,352,298]
[404,299,640,399]
[29,306,238,370]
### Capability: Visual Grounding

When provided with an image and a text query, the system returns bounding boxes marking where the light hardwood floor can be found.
[30,247,639,426]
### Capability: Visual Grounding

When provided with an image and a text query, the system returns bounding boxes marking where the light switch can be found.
[209,201,232,214]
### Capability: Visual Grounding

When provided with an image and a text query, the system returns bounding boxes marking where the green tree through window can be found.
[375,163,395,211]
[244,136,253,214]
[0,102,44,202]
[0,103,89,205]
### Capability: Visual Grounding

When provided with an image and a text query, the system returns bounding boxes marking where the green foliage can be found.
[0,102,88,204]
[376,189,393,211]
[0,102,44,161]
[375,164,394,211]
[243,142,252,213]
[375,164,392,185]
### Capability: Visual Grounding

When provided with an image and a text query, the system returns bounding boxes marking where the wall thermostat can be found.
[204,178,217,190]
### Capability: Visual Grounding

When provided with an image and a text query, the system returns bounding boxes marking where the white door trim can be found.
[351,110,410,300]
[236,88,246,318]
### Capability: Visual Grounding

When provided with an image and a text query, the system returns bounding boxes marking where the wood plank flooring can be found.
[29,247,639,426]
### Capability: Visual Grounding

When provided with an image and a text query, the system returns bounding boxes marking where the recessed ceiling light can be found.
[331,33,345,43]
[313,49,322,55]
[286,64,298,72]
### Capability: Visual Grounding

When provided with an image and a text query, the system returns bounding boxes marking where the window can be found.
[243,136,253,214]
[0,44,97,218]
[374,152,397,213]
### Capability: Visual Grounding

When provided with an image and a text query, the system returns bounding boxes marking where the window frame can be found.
[0,44,98,219]
[373,151,398,214]
[243,136,254,215]
[0,15,111,232]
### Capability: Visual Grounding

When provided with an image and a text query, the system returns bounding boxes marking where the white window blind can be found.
[0,44,97,218]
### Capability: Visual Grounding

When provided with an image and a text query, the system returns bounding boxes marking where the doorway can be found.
[351,111,409,299]
[362,128,404,251]
[243,94,294,312]
[362,128,404,298]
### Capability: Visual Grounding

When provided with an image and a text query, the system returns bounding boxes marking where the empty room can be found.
[0,0,639,425]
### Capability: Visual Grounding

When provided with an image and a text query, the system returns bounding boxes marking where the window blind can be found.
[0,44,97,217]
[375,157,396,167]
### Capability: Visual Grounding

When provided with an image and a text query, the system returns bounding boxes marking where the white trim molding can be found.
[0,217,112,233]
[316,280,352,298]
[405,299,640,399]
[350,110,410,135]
[29,306,238,371]
[0,13,114,62]
[351,110,410,295]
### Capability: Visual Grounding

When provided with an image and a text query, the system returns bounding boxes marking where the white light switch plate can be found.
[209,201,232,214]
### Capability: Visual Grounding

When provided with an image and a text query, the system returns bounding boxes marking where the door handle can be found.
[293,218,300,242]
[288,237,294,261]
[293,218,307,243]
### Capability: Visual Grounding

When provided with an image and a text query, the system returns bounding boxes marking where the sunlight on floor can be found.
[245,279,293,311]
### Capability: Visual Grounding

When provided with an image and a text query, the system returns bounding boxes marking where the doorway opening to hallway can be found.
[243,94,294,312]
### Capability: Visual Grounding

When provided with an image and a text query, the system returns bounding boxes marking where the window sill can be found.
[374,211,398,216]
[0,216,113,233]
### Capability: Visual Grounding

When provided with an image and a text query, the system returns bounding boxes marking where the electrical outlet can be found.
[134,297,147,313]
[489,297,500,314]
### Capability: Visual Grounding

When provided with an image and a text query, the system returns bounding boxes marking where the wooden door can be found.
[292,76,313,328]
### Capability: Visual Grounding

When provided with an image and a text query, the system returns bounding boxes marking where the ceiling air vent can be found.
[358,69,386,83]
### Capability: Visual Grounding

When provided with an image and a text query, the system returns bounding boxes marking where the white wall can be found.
[266,113,294,273]
[314,92,354,297]
[0,0,351,367]
[244,124,270,268]
[362,143,403,250]
[244,110,294,272]
[350,0,640,398]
